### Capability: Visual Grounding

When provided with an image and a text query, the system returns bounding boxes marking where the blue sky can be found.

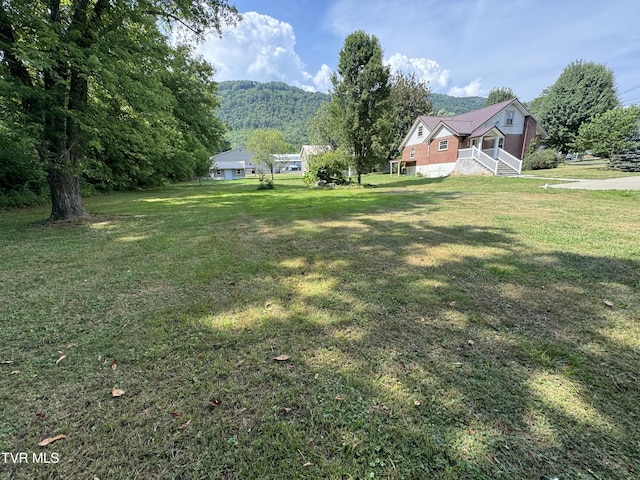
[197,0,640,103]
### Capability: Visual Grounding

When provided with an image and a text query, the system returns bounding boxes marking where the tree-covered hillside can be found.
[431,93,486,114]
[217,81,329,149]
[217,80,487,149]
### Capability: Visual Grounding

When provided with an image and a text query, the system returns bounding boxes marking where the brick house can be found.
[393,98,546,177]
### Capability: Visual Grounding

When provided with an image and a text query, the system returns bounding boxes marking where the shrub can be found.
[303,151,349,186]
[257,174,274,190]
[609,139,640,172]
[523,148,561,170]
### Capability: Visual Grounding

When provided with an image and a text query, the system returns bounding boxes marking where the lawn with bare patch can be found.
[1,174,638,479]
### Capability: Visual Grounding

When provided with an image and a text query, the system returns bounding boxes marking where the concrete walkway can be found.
[521,175,640,191]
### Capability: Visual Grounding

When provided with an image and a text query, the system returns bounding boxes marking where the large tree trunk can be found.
[47,168,86,221]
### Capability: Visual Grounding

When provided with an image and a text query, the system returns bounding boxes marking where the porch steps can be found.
[495,161,519,176]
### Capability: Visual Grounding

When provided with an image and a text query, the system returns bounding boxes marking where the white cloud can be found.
[197,11,331,92]
[448,78,484,97]
[312,64,333,92]
[385,53,450,89]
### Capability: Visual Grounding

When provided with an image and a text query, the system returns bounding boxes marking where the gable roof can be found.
[400,98,545,150]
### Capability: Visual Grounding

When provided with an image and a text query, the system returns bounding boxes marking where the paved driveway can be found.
[546,175,640,191]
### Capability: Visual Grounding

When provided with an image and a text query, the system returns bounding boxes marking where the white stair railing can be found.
[496,148,522,174]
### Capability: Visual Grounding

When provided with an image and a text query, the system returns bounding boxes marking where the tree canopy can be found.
[485,87,517,106]
[532,60,619,153]
[573,106,640,158]
[246,129,291,180]
[380,71,433,162]
[0,0,239,219]
[328,30,391,185]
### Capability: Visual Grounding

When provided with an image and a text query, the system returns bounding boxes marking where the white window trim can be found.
[438,140,449,151]
[417,125,423,137]
[505,110,514,126]
[410,148,415,159]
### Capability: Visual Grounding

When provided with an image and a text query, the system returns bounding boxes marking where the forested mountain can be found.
[217,81,329,149]
[432,93,486,115]
[216,80,486,149]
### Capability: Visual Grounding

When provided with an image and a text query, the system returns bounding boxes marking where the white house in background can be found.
[210,146,254,180]
[210,147,303,180]
[274,154,302,172]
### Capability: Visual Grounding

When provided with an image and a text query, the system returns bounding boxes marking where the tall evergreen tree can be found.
[329,31,391,185]
[534,60,619,153]
[0,0,239,220]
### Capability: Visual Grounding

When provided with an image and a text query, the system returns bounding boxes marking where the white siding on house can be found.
[485,107,526,134]
[433,126,454,139]
[404,121,430,146]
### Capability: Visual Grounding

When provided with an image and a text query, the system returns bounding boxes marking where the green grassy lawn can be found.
[1,173,639,479]
[523,158,640,179]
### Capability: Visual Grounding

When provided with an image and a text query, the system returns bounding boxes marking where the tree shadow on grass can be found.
[2,182,638,479]
[185,215,639,479]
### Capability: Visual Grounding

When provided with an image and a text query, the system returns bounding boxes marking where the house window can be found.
[506,110,514,126]
[438,140,448,151]
[235,169,242,175]
[410,148,415,159]
[215,169,222,175]
[418,125,423,137]
[498,138,504,149]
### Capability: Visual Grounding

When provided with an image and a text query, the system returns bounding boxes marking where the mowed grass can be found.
[1,172,639,479]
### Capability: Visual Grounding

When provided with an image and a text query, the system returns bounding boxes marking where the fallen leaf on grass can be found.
[414,400,421,406]
[335,395,346,401]
[35,413,47,420]
[467,339,475,346]
[111,388,125,397]
[207,399,222,408]
[55,355,66,365]
[10,370,19,375]
[38,434,67,446]
[283,407,292,413]
[111,359,118,371]
[604,300,614,307]
[1,360,13,364]
[171,411,181,418]
[303,462,312,467]
[274,354,290,361]
[179,419,191,429]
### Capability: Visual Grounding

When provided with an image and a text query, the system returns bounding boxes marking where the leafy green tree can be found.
[380,71,432,164]
[0,0,239,220]
[247,129,290,180]
[572,106,640,158]
[485,87,516,106]
[329,30,391,185]
[534,60,619,153]
[302,151,350,185]
[307,103,342,150]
